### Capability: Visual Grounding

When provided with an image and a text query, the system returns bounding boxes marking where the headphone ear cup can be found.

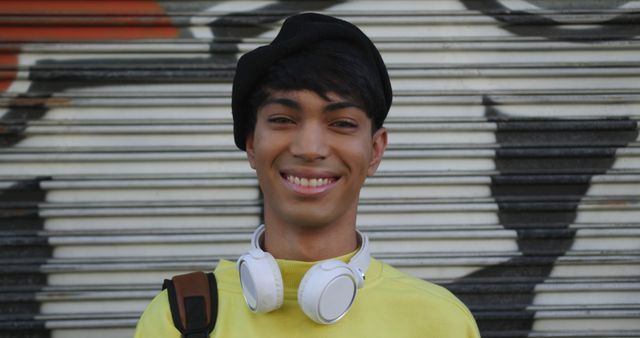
[237,249,284,313]
[298,260,358,324]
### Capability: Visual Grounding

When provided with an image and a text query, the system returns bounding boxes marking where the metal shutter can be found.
[1,1,639,338]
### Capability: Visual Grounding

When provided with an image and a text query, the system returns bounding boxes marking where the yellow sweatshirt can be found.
[135,255,480,338]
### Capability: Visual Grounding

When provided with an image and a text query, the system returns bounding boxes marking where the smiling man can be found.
[135,13,480,338]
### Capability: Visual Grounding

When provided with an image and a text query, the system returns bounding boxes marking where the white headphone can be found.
[236,224,370,324]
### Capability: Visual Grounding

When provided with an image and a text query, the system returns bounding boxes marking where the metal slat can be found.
[2,1,640,338]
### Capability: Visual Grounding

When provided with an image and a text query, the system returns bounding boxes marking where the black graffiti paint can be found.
[0,178,52,338]
[445,96,639,337]
[209,2,344,39]
[459,0,640,41]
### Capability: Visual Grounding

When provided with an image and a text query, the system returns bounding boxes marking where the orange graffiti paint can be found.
[0,1,173,15]
[0,54,18,92]
[0,0,178,42]
[0,0,178,93]
[1,26,178,42]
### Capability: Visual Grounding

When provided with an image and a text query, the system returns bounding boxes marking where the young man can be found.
[135,13,480,337]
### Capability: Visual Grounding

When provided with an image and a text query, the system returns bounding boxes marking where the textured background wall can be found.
[1,1,639,338]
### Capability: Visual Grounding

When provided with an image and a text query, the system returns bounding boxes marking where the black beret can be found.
[231,12,392,151]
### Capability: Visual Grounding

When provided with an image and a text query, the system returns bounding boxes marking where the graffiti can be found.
[1,1,345,148]
[459,0,640,40]
[0,1,340,337]
[0,177,50,338]
[444,97,639,335]
[0,1,180,336]
[446,2,640,335]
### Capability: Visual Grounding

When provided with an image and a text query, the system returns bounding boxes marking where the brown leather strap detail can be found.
[172,271,212,331]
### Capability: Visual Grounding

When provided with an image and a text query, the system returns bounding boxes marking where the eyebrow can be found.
[261,97,365,113]
[323,101,364,113]
[261,97,300,110]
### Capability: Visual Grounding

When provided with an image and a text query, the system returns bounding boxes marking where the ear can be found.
[245,132,256,170]
[367,127,388,176]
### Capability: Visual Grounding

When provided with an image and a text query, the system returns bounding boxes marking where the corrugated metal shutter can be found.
[1,1,639,337]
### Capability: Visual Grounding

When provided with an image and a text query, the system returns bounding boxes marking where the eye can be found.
[330,119,358,129]
[267,115,294,124]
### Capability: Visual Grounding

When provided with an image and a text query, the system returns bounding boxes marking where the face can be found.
[246,89,387,230]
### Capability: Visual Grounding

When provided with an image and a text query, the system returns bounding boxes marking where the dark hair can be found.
[247,45,387,134]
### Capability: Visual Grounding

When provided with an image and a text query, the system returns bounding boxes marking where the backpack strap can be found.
[163,272,218,338]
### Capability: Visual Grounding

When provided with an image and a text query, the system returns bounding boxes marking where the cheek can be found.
[251,131,288,170]
[341,139,374,175]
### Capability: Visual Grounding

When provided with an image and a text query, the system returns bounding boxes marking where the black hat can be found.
[231,12,392,151]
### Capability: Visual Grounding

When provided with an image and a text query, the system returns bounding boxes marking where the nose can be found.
[290,122,329,162]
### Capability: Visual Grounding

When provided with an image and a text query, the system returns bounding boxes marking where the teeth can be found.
[286,175,332,187]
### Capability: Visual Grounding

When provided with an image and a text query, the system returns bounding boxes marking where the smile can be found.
[280,172,339,195]
[285,175,336,187]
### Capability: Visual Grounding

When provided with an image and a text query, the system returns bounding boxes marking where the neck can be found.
[262,221,358,262]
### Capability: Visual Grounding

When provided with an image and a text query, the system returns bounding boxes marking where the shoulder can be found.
[213,259,242,291]
[364,259,480,336]
[134,289,181,338]
[379,261,467,305]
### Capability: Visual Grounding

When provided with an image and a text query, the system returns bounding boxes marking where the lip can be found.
[280,169,340,196]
